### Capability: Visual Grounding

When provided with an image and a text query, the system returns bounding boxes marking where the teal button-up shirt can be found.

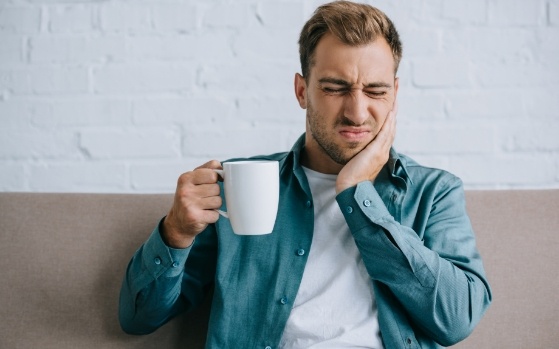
[119,134,491,348]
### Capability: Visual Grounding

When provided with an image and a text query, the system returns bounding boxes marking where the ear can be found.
[294,73,308,109]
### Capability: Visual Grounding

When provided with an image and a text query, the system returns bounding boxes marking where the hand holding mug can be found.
[162,159,280,248]
[162,160,223,249]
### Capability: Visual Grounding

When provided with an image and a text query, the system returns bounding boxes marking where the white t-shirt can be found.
[279,167,383,349]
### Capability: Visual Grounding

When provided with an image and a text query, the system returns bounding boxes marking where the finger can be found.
[373,113,395,147]
[385,101,397,129]
[173,195,221,227]
[195,160,223,170]
[195,160,223,182]
[379,119,396,150]
[363,111,395,159]
[383,101,398,137]
[180,168,220,186]
[196,183,221,198]
[181,207,220,231]
[199,209,220,224]
[197,195,223,210]
[385,107,397,143]
[391,98,399,116]
[177,182,220,200]
[187,199,221,224]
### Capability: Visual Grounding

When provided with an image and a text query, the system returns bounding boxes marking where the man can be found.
[119,1,492,348]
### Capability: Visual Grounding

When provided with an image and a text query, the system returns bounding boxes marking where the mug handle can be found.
[213,169,229,219]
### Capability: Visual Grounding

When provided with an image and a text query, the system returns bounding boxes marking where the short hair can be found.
[298,0,403,80]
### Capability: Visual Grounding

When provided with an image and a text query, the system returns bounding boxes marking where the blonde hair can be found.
[298,0,402,80]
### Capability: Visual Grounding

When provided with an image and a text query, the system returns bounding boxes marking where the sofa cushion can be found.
[0,193,209,349]
[1,190,558,348]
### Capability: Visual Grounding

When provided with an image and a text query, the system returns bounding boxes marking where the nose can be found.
[343,91,370,125]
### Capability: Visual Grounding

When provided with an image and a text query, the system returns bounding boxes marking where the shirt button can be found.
[306,200,312,208]
[363,199,371,207]
[346,206,353,214]
[154,257,162,265]
[265,346,272,349]
[296,249,305,256]
[280,297,288,305]
[172,261,179,268]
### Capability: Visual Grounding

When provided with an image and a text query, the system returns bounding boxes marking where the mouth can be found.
[338,128,372,142]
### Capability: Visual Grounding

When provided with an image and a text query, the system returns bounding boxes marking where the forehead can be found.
[310,33,395,83]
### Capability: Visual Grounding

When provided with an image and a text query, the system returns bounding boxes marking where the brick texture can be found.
[0,0,557,192]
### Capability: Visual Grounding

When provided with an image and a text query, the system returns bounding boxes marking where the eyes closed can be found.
[317,78,392,98]
[321,86,387,97]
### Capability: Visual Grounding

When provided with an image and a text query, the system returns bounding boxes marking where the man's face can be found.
[295,33,399,173]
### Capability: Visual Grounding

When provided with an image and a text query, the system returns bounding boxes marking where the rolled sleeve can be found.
[119,218,195,334]
[337,181,391,229]
[141,218,192,279]
[337,175,491,346]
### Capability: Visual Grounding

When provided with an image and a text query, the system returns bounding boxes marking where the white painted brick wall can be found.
[1,0,558,193]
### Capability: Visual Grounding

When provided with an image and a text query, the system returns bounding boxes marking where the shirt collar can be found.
[388,148,413,185]
[289,133,306,171]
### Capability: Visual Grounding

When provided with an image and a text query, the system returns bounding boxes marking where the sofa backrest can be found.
[455,190,559,349]
[0,193,209,349]
[0,190,558,348]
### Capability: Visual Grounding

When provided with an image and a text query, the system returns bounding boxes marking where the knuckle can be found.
[208,211,220,223]
[177,171,194,185]
[196,160,221,170]
[177,182,194,198]
[199,168,219,182]
[183,206,200,223]
[208,159,222,168]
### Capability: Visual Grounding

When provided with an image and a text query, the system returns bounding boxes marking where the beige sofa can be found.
[0,190,557,348]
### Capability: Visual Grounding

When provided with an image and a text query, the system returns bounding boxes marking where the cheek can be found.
[369,101,392,122]
[307,96,335,117]
[309,94,342,120]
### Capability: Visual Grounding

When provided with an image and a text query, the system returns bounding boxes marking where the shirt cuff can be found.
[336,180,392,231]
[141,218,192,278]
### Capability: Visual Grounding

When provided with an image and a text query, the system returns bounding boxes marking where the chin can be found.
[329,147,363,165]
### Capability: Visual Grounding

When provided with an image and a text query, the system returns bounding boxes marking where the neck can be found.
[301,142,344,175]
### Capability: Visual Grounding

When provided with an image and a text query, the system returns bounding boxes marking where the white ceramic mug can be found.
[214,160,279,235]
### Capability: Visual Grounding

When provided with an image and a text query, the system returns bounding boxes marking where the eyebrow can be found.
[318,77,351,87]
[364,82,392,89]
[318,77,392,89]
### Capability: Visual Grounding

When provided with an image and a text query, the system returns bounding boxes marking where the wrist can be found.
[336,181,353,194]
[161,216,195,249]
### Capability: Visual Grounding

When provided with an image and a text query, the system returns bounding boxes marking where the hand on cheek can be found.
[335,101,398,194]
